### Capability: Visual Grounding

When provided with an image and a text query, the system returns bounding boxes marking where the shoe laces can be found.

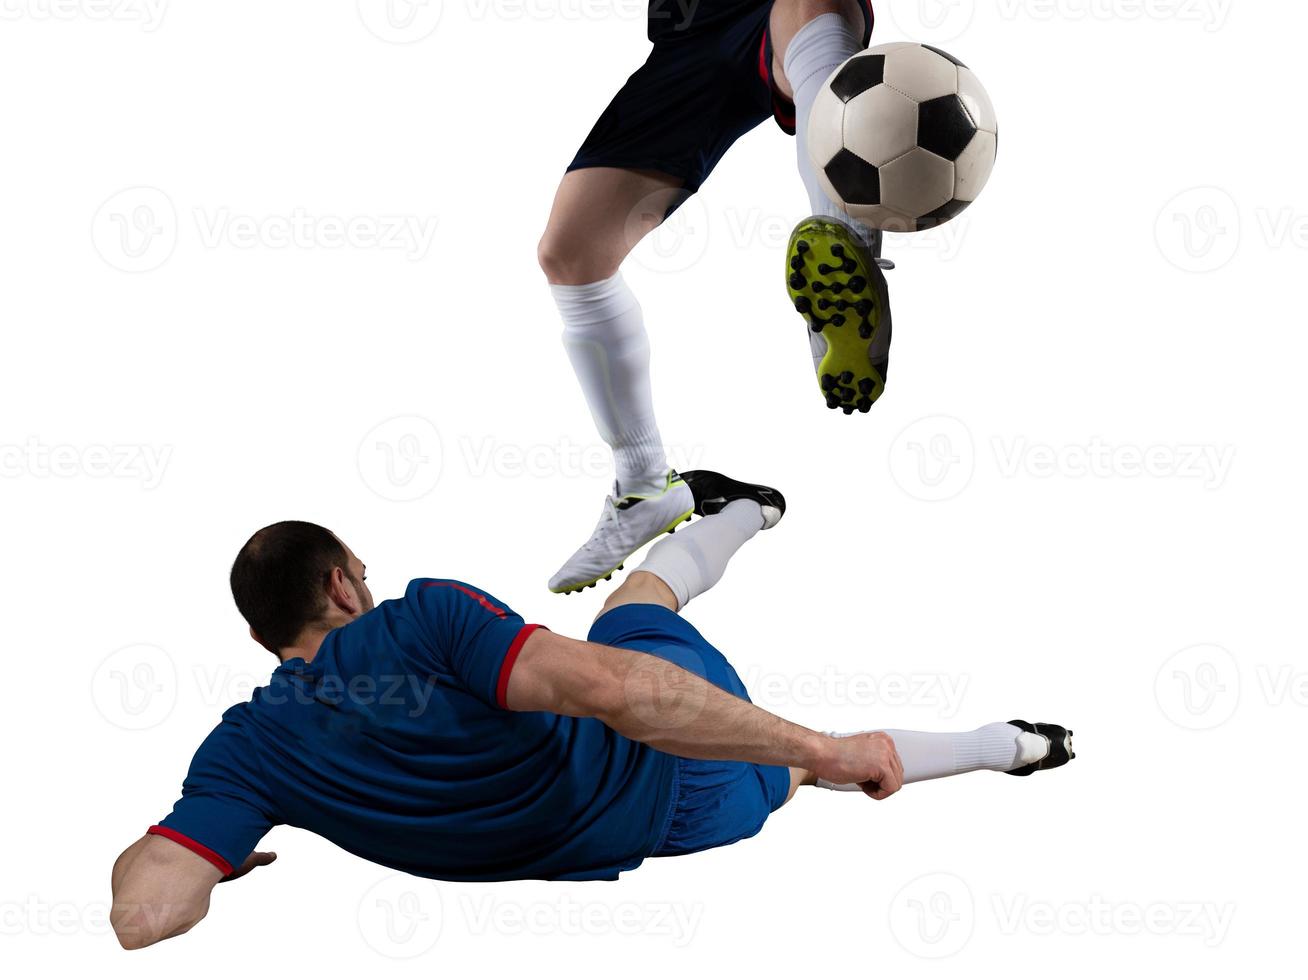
[578,485,622,554]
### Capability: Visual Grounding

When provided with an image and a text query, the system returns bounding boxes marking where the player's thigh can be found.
[769,0,869,99]
[537,167,686,286]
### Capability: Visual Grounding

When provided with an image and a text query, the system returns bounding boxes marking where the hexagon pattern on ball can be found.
[883,44,958,102]
[844,84,918,168]
[806,42,998,232]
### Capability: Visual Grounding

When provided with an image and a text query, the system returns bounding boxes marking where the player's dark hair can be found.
[230,521,353,654]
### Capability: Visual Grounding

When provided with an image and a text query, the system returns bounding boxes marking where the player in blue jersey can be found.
[543,0,896,594]
[110,471,1073,950]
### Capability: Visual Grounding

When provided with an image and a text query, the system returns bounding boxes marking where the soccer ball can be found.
[808,42,998,232]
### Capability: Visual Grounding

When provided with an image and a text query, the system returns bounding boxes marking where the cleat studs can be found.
[858,378,874,395]
[859,325,872,339]
[840,371,854,384]
[794,296,812,313]
[842,405,855,415]
[855,300,873,316]
[830,243,845,257]
[840,386,856,400]
[797,240,810,252]
[857,398,872,412]
[809,320,822,334]
[821,373,836,390]
[789,273,807,290]
[831,315,846,326]
[847,276,867,292]
[790,255,803,270]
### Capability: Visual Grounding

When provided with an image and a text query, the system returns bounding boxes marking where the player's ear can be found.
[326,566,362,616]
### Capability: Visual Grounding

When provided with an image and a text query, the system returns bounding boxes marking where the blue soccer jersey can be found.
[150,580,676,881]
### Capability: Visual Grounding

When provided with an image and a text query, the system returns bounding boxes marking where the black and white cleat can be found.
[1005,720,1075,776]
[680,471,786,530]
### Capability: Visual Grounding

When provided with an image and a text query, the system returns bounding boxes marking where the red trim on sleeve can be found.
[495,624,545,709]
[421,581,508,619]
[147,825,235,877]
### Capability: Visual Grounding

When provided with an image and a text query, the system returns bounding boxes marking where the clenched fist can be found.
[814,731,904,800]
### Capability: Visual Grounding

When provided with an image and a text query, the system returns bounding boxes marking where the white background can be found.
[2,0,1302,975]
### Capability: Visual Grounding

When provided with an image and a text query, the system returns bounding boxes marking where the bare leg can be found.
[538,167,685,285]
[597,570,679,620]
[768,0,866,99]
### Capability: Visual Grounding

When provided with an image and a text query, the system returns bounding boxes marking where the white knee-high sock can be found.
[636,500,765,609]
[816,722,1047,789]
[784,12,865,228]
[552,272,669,495]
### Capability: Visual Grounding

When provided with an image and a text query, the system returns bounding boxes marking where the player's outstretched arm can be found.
[505,630,903,798]
[110,834,276,949]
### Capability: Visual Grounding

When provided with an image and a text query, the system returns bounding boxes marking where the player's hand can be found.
[816,732,904,800]
[221,851,277,883]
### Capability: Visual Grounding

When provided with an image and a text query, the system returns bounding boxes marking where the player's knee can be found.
[537,229,620,286]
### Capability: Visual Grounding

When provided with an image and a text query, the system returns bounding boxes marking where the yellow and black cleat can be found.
[786,216,892,415]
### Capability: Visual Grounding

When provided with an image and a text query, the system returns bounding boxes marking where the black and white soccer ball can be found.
[809,42,998,232]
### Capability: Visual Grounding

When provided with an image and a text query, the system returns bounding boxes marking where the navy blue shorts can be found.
[587,603,792,858]
[568,0,875,193]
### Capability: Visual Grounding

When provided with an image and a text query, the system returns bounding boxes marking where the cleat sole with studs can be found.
[786,217,891,415]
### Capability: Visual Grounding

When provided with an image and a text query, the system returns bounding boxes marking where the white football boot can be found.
[548,471,695,595]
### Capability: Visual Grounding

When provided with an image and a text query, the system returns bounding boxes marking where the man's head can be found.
[230,521,375,658]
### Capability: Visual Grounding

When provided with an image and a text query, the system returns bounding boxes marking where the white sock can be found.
[816,722,1045,790]
[552,272,668,495]
[784,12,866,231]
[636,500,764,610]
